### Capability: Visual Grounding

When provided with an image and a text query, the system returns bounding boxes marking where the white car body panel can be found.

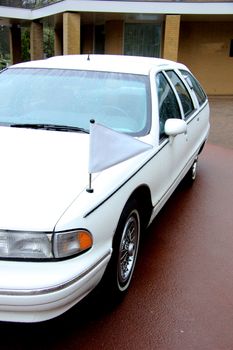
[0,126,90,231]
[0,250,111,322]
[0,55,210,322]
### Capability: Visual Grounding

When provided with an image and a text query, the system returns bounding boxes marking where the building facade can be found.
[0,0,233,94]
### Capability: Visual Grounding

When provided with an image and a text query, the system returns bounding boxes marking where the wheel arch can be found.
[102,185,152,298]
[126,184,153,232]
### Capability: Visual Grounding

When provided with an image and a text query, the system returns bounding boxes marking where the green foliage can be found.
[0,0,23,7]
[0,27,10,68]
[20,24,54,61]
[0,1,56,62]
[21,0,60,9]
[0,0,60,9]
[0,27,9,57]
[21,27,30,61]
[43,25,54,58]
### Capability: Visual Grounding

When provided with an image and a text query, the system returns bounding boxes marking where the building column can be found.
[9,25,22,64]
[105,20,124,55]
[63,12,81,55]
[163,15,181,61]
[30,21,44,60]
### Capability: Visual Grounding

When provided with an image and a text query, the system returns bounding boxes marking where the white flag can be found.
[88,122,152,173]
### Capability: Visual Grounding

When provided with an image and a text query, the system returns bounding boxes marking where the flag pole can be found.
[86,119,95,193]
[86,173,94,193]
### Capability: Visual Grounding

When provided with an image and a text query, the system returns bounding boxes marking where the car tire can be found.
[102,199,141,302]
[186,157,198,184]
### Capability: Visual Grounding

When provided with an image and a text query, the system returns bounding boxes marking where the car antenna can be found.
[86,119,95,193]
[87,53,90,61]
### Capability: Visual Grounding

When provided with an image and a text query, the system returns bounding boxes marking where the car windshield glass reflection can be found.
[0,68,150,136]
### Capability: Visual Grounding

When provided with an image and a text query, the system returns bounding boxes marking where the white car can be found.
[0,55,209,322]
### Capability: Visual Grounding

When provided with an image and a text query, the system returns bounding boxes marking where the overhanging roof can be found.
[0,0,233,21]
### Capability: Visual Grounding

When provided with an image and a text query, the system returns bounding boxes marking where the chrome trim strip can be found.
[0,250,111,297]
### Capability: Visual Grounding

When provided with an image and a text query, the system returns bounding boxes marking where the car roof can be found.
[10,55,189,75]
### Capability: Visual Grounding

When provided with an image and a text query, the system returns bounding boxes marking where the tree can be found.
[0,0,56,61]
[22,0,59,8]
[0,0,22,8]
[0,27,10,68]
[21,27,30,61]
[43,24,54,58]
[0,0,59,8]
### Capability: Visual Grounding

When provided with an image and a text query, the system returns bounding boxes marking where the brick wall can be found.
[178,21,233,95]
[163,15,181,61]
[63,12,81,55]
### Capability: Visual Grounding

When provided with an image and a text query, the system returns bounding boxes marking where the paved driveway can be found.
[208,96,233,149]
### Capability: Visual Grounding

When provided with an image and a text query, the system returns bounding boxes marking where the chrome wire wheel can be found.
[101,200,141,301]
[191,158,198,181]
[117,208,140,292]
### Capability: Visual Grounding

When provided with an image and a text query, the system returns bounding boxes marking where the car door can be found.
[164,69,201,163]
[149,71,190,216]
[177,68,210,157]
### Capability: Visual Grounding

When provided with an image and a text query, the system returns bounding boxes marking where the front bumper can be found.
[0,250,111,323]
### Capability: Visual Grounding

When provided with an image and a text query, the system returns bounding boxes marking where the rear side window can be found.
[166,70,194,119]
[180,70,207,106]
[156,72,181,139]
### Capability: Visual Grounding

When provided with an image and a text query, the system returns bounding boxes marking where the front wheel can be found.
[103,200,141,301]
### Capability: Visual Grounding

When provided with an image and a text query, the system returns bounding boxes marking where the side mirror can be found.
[164,118,187,137]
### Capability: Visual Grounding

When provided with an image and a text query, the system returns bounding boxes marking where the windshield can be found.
[0,68,150,135]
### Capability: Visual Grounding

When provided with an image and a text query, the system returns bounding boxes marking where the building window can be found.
[95,25,105,54]
[124,23,161,58]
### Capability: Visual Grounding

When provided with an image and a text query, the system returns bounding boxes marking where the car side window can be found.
[156,72,182,139]
[166,70,194,120]
[179,69,207,106]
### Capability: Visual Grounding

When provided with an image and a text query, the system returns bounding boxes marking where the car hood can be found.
[0,126,90,231]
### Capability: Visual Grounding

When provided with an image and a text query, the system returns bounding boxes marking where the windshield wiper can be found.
[10,123,89,133]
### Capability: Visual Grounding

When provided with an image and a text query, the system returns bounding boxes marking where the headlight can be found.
[0,230,53,259]
[0,229,93,260]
